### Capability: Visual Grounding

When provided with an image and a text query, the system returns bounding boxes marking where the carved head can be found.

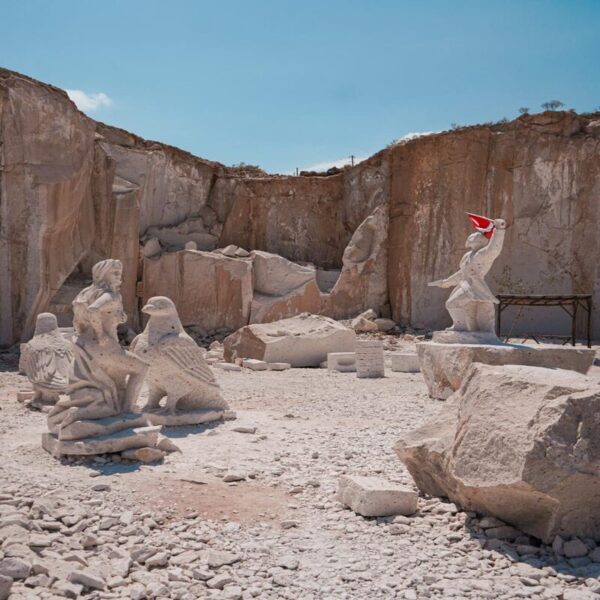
[465,232,488,251]
[34,312,58,336]
[92,259,123,291]
[142,296,176,316]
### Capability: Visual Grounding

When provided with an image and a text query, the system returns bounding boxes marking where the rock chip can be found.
[0,557,32,579]
[0,575,12,600]
[121,447,165,463]
[563,539,589,558]
[67,568,106,590]
[207,574,234,589]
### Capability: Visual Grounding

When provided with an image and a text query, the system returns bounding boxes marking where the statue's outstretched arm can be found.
[429,270,462,288]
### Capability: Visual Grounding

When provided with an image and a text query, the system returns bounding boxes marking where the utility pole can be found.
[350,154,355,166]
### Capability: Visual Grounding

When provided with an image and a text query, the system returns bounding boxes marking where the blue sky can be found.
[1,0,599,173]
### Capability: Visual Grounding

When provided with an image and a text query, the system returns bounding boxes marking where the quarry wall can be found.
[1,67,599,346]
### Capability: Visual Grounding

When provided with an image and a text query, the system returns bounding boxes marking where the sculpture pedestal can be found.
[143,408,237,427]
[417,341,595,400]
[42,425,161,457]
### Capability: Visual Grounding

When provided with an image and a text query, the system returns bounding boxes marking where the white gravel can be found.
[1,342,599,599]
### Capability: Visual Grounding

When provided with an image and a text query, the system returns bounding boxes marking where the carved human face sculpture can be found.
[465,232,488,251]
[107,264,123,291]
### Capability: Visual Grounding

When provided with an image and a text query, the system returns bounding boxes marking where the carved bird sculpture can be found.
[20,312,73,407]
[131,296,228,414]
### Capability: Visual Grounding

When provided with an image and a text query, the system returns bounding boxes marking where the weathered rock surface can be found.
[249,251,322,324]
[417,341,595,399]
[0,574,11,600]
[396,363,600,542]
[142,250,253,335]
[388,112,600,336]
[2,65,600,346]
[223,313,355,367]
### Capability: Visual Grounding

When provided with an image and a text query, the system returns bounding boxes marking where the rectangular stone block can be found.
[268,362,291,371]
[327,352,356,373]
[390,352,420,373]
[355,340,385,378]
[337,475,418,517]
[243,358,268,371]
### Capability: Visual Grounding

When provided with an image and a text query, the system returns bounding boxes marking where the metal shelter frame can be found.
[496,294,592,348]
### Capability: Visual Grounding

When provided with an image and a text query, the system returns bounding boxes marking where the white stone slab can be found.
[243,358,268,371]
[418,341,595,400]
[338,475,418,517]
[268,362,291,371]
[355,340,385,378]
[214,362,243,372]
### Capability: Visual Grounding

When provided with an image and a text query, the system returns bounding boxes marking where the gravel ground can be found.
[1,344,599,600]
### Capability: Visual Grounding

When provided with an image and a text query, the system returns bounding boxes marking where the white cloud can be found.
[392,131,438,144]
[66,89,113,112]
[299,156,367,173]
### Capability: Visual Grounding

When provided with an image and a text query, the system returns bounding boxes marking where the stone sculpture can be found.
[428,218,506,343]
[131,296,232,426]
[43,259,161,457]
[20,312,73,407]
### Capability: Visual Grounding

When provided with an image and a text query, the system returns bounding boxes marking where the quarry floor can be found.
[1,345,600,600]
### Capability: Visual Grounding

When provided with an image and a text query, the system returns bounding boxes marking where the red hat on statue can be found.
[466,212,494,239]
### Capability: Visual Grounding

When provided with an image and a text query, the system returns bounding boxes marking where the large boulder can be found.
[142,249,253,335]
[417,341,595,399]
[396,363,600,542]
[249,251,323,323]
[223,313,355,367]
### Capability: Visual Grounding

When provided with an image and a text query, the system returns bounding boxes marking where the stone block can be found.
[356,340,385,378]
[224,314,355,367]
[327,352,357,373]
[337,475,418,517]
[417,341,595,399]
[243,358,268,371]
[214,362,243,372]
[390,353,420,373]
[268,362,291,371]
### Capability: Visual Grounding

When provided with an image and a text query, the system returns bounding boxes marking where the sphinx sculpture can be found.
[43,259,161,456]
[429,217,506,344]
[20,312,73,408]
[131,296,233,426]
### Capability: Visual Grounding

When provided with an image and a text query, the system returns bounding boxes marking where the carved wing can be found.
[160,339,220,390]
[21,343,72,390]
